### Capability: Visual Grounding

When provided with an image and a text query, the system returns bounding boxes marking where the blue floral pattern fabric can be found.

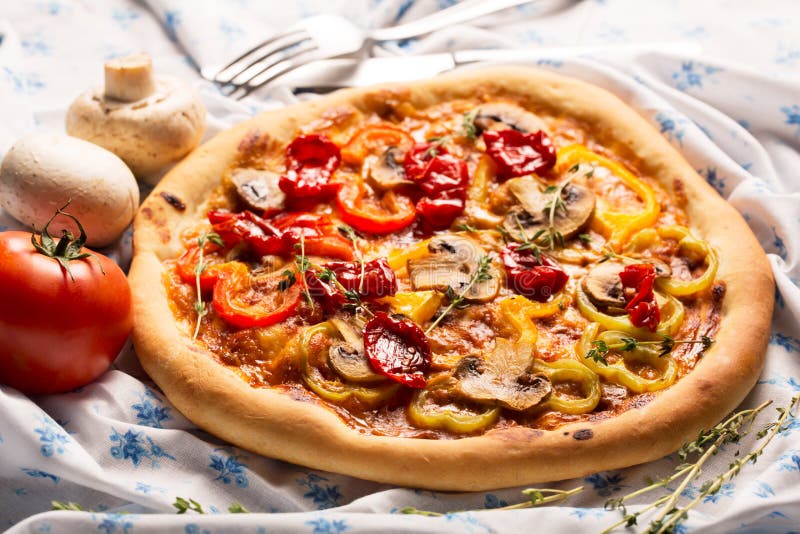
[0,1,799,532]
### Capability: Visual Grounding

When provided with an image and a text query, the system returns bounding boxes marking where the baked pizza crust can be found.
[129,66,773,490]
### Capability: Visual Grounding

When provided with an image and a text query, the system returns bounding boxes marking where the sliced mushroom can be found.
[502,178,595,241]
[409,234,501,302]
[473,103,549,135]
[453,339,551,411]
[408,257,471,294]
[366,146,411,191]
[230,168,285,212]
[581,261,627,311]
[328,318,385,383]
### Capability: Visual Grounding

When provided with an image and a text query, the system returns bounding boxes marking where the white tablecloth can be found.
[1,1,799,532]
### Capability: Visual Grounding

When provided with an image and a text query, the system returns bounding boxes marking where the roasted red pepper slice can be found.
[271,212,354,260]
[414,153,469,197]
[619,263,660,331]
[364,312,431,388]
[304,270,346,314]
[336,175,416,234]
[403,142,448,181]
[325,258,398,299]
[279,134,341,203]
[415,190,466,231]
[212,263,301,328]
[501,243,569,302]
[483,129,556,180]
[208,209,284,257]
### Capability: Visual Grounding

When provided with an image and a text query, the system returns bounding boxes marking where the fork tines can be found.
[210,27,319,98]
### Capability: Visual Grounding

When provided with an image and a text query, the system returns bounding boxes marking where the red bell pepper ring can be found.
[279,134,342,203]
[619,263,661,332]
[176,241,231,292]
[483,129,556,180]
[212,263,301,329]
[336,176,417,235]
[208,209,284,257]
[325,258,398,299]
[403,141,448,181]
[501,243,569,302]
[364,312,431,388]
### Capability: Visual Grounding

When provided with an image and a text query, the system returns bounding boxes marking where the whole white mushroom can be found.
[66,53,206,181]
[0,133,139,247]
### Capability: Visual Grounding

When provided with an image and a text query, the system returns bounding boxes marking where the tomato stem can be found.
[30,202,105,282]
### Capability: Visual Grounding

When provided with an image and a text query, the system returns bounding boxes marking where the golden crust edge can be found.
[130,65,773,491]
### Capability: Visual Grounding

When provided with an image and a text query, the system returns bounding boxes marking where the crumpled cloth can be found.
[1,1,799,532]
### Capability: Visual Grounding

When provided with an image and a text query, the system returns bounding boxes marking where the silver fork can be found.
[204,0,534,100]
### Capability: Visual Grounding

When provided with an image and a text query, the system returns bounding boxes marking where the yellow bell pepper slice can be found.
[556,144,660,250]
[387,239,431,272]
[408,374,500,434]
[499,294,564,346]
[300,323,399,406]
[534,359,601,414]
[656,226,718,296]
[624,225,718,296]
[379,291,444,325]
[577,323,677,393]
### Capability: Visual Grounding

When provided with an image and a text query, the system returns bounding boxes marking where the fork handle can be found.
[368,0,534,42]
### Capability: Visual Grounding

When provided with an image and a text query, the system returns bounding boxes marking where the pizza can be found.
[129,66,773,491]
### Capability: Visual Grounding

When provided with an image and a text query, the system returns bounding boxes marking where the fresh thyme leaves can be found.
[584,334,715,364]
[293,236,314,307]
[462,108,480,141]
[585,339,610,365]
[173,497,249,515]
[338,225,365,293]
[317,263,373,318]
[424,256,492,334]
[539,181,569,250]
[278,269,296,292]
[401,485,584,516]
[192,232,224,340]
[567,163,580,173]
[578,233,592,243]
[456,222,478,233]
[602,394,800,534]
[423,136,448,158]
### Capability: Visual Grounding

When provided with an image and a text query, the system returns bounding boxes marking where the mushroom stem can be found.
[104,53,155,102]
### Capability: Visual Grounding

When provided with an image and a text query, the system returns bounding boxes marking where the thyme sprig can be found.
[317,265,374,318]
[461,108,480,141]
[423,136,449,158]
[585,335,714,364]
[192,232,224,339]
[401,485,584,517]
[424,255,493,334]
[338,225,366,294]
[538,180,570,250]
[293,235,314,308]
[602,395,799,534]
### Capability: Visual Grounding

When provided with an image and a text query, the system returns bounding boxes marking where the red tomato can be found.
[619,263,660,331]
[279,134,341,203]
[0,231,132,394]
